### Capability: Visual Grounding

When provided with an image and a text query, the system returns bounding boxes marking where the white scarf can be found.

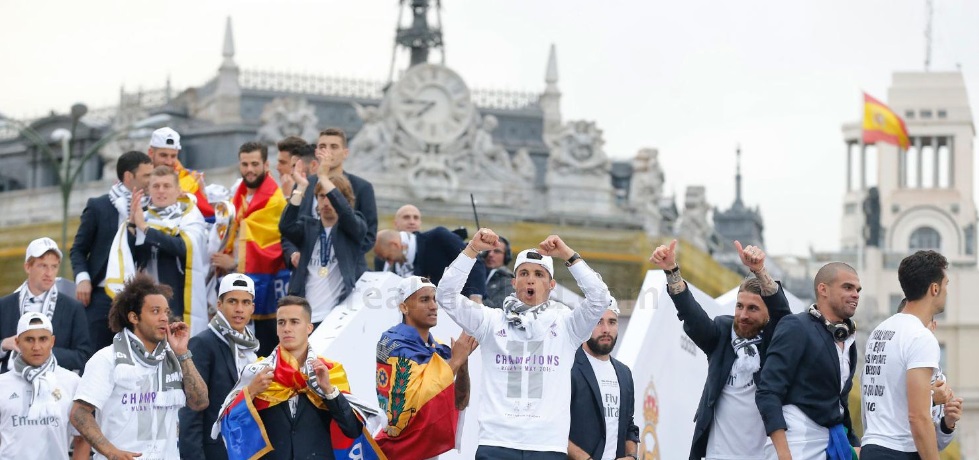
[109,182,147,226]
[729,327,763,389]
[16,281,57,319]
[114,329,185,408]
[12,353,60,419]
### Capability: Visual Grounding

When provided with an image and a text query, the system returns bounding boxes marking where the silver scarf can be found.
[729,327,763,389]
[113,329,185,407]
[208,311,260,357]
[12,353,59,418]
[502,294,550,331]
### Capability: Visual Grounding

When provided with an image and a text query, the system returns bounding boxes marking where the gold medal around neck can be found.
[319,266,328,277]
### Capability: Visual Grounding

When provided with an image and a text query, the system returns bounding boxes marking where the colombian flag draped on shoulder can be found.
[212,346,386,460]
[862,92,910,149]
[226,175,289,319]
[375,323,459,458]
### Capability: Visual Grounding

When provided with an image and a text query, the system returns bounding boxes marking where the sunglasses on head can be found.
[524,252,543,260]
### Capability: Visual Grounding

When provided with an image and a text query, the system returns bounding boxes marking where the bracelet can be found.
[177,351,193,362]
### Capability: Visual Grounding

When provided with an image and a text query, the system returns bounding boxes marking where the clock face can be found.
[391,64,473,144]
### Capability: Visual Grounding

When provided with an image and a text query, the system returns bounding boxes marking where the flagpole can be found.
[857,91,865,272]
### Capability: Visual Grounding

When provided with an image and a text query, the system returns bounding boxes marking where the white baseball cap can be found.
[219,274,255,297]
[149,127,182,150]
[398,276,437,303]
[25,237,62,263]
[17,312,53,336]
[608,297,621,316]
[513,249,554,277]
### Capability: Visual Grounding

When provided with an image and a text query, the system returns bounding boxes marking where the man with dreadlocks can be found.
[70,273,208,460]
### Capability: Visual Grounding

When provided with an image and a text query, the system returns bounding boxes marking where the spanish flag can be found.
[862,93,910,150]
[228,174,289,318]
[173,159,215,220]
[375,324,460,459]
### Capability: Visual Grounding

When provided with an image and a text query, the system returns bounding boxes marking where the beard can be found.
[734,320,765,339]
[243,171,267,189]
[586,334,617,356]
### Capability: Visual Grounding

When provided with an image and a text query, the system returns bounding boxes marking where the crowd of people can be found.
[0,125,962,459]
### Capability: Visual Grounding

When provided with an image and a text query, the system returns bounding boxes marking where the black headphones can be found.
[808,305,855,342]
[479,236,512,265]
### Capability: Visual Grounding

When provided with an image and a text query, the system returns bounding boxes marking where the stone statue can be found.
[863,186,881,247]
[630,148,664,214]
[347,102,393,174]
[548,120,610,177]
[256,97,319,143]
[677,186,711,252]
[472,114,513,182]
[512,148,536,183]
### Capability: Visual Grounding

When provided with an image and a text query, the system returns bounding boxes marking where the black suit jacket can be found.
[280,187,368,301]
[178,329,240,460]
[0,292,92,373]
[129,227,189,317]
[670,282,791,460]
[258,391,363,460]
[756,311,860,447]
[70,194,119,284]
[569,347,640,459]
[291,173,378,259]
[413,227,486,298]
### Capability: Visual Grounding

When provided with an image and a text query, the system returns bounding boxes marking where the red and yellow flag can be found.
[862,93,910,149]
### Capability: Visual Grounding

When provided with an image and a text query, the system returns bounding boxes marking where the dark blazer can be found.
[756,311,861,447]
[280,187,368,302]
[129,227,189,317]
[413,227,487,298]
[0,292,92,373]
[294,173,378,257]
[69,194,119,284]
[670,282,791,460]
[258,391,363,460]
[178,329,240,460]
[569,347,640,459]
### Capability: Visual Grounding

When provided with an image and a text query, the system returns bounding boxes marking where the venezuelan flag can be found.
[862,92,910,150]
[230,174,289,318]
[375,324,459,459]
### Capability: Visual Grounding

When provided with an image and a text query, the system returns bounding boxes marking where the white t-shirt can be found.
[706,358,766,460]
[437,254,611,453]
[861,313,941,452]
[305,227,343,323]
[0,366,80,460]
[75,346,184,460]
[586,353,620,460]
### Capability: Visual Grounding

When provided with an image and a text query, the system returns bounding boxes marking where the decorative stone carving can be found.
[677,186,711,252]
[548,120,610,179]
[472,115,514,183]
[347,103,394,174]
[256,97,319,143]
[630,148,665,236]
[512,148,536,183]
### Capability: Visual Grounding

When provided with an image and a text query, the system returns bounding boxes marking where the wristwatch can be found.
[665,264,680,274]
[565,252,582,267]
[177,350,193,362]
[324,385,341,400]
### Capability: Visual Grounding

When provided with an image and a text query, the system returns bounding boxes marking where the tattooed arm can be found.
[180,358,209,411]
[70,401,140,460]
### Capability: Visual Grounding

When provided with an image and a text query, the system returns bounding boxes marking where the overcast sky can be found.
[3,0,978,257]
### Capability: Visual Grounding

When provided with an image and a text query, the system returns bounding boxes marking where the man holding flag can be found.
[211,142,291,356]
[213,295,382,460]
[375,276,477,459]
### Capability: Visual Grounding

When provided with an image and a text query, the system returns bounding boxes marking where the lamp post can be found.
[0,105,143,276]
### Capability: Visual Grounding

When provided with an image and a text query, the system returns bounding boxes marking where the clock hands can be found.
[403,98,437,118]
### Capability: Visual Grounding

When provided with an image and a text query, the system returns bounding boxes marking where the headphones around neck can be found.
[808,305,855,342]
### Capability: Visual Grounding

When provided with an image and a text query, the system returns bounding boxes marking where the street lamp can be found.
[0,105,156,276]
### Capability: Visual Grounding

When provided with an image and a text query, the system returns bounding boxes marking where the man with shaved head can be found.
[394,205,422,233]
[757,262,862,459]
[374,228,486,302]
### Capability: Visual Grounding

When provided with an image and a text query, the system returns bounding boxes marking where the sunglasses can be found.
[524,252,543,260]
